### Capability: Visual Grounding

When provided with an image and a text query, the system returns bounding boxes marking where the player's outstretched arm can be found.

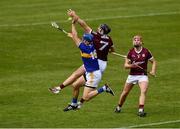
[67,9,92,33]
[69,23,81,47]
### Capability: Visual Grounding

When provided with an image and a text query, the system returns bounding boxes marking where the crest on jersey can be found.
[142,54,145,57]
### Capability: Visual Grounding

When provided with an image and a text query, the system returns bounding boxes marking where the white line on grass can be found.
[128,119,180,128]
[0,11,180,27]
[85,11,180,21]
[0,22,52,27]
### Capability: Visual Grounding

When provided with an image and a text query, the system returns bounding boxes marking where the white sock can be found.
[56,86,61,90]
[78,101,82,105]
[139,108,144,112]
[71,103,77,106]
[117,106,121,110]
[102,86,106,91]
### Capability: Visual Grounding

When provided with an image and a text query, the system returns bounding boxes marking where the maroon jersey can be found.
[127,47,153,75]
[91,31,113,61]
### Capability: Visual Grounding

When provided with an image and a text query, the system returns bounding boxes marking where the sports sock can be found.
[80,98,85,104]
[59,84,65,89]
[102,85,106,91]
[97,85,106,93]
[56,86,60,90]
[71,98,77,106]
[139,105,144,112]
[72,98,77,103]
[118,104,122,107]
[116,105,121,111]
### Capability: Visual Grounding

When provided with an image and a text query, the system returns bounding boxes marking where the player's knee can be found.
[72,84,80,90]
[72,83,76,88]
[140,88,148,94]
[141,90,147,95]
[72,82,81,89]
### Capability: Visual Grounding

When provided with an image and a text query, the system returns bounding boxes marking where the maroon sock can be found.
[59,84,65,89]
[80,98,85,104]
[139,104,144,109]
[118,104,122,107]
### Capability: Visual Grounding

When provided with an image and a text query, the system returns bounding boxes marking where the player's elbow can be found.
[153,59,157,65]
[72,32,77,37]
[109,48,115,53]
[124,64,130,69]
[85,28,92,33]
[124,66,128,69]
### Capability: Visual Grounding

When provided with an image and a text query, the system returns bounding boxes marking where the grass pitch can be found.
[0,0,180,128]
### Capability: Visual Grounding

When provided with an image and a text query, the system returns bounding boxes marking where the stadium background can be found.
[0,0,180,128]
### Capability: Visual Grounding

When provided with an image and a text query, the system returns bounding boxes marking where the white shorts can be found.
[126,75,149,84]
[85,70,102,88]
[98,59,107,74]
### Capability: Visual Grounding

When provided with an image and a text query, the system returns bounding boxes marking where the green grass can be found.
[0,0,180,128]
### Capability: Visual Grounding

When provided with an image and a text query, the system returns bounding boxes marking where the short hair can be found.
[133,35,143,42]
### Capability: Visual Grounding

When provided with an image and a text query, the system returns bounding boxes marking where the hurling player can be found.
[63,21,114,111]
[49,9,115,111]
[115,35,157,117]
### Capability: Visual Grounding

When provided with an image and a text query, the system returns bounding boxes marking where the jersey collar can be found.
[134,46,143,54]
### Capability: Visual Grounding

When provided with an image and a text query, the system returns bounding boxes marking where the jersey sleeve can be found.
[127,50,132,59]
[147,49,153,60]
[91,30,97,36]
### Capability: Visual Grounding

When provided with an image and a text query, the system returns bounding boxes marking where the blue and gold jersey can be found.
[79,42,99,72]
